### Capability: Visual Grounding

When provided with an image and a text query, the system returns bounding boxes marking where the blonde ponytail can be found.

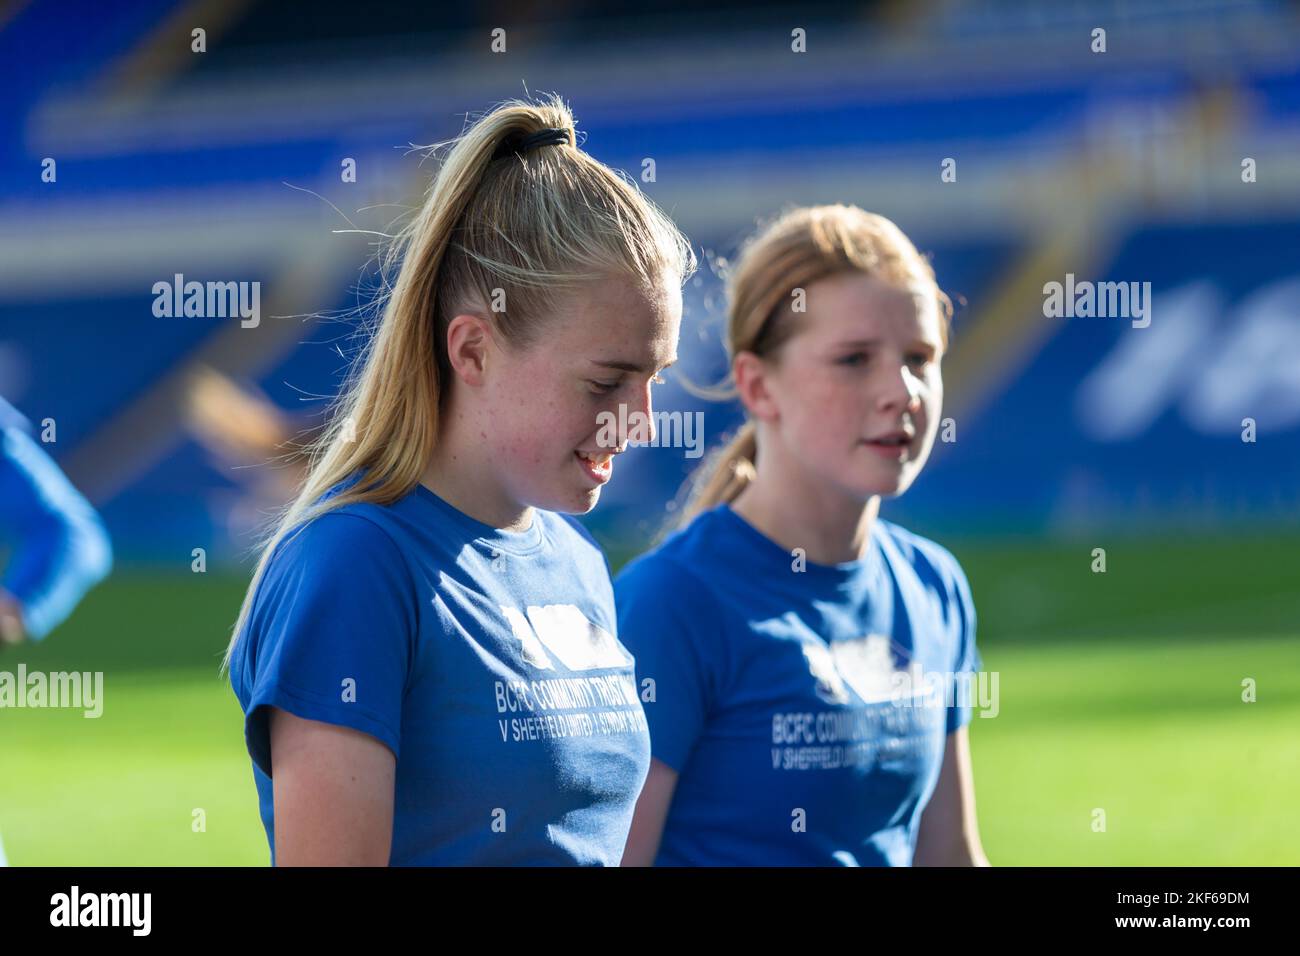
[220,93,695,673]
[674,422,756,525]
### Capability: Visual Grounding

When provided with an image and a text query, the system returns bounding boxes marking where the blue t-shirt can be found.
[614,503,982,866]
[0,395,113,641]
[229,478,651,865]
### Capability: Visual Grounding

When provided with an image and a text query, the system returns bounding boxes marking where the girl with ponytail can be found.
[617,204,990,866]
[224,95,695,865]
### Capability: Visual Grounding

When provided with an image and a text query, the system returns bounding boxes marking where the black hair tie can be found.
[492,127,571,161]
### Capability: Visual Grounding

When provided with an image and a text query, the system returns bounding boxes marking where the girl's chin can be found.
[541,484,603,516]
[828,465,921,501]
[575,486,603,511]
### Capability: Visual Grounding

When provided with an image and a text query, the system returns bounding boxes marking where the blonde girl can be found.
[224,95,695,866]
[617,205,989,866]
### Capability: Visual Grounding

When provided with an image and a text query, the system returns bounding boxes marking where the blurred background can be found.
[1,0,1297,865]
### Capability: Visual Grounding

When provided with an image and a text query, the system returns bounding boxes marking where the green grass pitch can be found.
[1,530,1296,865]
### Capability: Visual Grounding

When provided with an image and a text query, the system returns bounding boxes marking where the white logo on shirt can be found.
[802,635,925,705]
[501,604,631,672]
[502,607,554,670]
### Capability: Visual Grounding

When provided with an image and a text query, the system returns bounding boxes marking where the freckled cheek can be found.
[503,431,547,471]
[796,384,860,438]
[787,411,853,459]
[511,393,584,469]
[786,379,836,414]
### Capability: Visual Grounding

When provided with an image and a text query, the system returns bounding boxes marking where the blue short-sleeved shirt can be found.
[614,503,982,866]
[229,477,651,865]
[0,395,113,641]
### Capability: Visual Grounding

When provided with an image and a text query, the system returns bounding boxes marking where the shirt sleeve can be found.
[0,418,113,641]
[236,511,416,777]
[944,555,982,735]
[614,554,718,774]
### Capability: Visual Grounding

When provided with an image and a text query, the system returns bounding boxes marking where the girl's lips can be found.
[862,438,911,460]
[575,450,613,484]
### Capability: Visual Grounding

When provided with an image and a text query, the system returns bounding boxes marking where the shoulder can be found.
[877,519,965,580]
[260,506,415,605]
[876,518,975,618]
[877,518,973,605]
[274,506,404,562]
[614,512,719,607]
[240,507,419,667]
[614,515,729,709]
[268,471,402,557]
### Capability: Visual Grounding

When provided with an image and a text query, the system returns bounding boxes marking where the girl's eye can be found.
[907,353,933,368]
[838,352,868,366]
[589,380,621,395]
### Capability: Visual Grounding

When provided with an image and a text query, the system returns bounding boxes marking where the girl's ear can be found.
[445,313,492,387]
[733,350,779,424]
